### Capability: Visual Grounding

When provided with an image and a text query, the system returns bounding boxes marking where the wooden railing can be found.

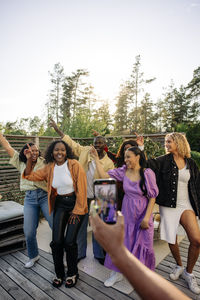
[0,133,166,203]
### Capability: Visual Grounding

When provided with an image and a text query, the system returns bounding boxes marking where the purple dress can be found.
[105,167,159,271]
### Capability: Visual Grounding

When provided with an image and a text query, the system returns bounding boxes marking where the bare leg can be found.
[180,210,200,273]
[168,236,183,266]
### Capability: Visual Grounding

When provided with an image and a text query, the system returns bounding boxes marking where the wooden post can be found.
[34,136,40,148]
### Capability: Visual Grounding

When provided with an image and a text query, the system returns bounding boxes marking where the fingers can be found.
[91,129,99,137]
[69,214,80,224]
[90,145,97,154]
[134,131,139,137]
[89,214,104,232]
[89,216,95,230]
[26,143,31,150]
[116,211,124,226]
[49,118,56,127]
[134,132,143,139]
[24,144,32,156]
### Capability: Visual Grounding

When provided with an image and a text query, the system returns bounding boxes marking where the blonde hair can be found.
[165,132,191,158]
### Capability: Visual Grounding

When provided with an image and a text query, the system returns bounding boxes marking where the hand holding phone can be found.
[91,178,117,224]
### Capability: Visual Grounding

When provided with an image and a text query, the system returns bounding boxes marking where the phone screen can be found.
[91,178,117,224]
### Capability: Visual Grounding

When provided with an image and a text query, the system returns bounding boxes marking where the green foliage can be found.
[47,62,65,123]
[2,61,200,139]
[2,117,45,136]
[191,151,200,169]
[144,137,165,158]
[176,122,200,152]
[186,66,200,99]
[137,93,157,133]
[114,83,130,134]
[106,137,124,154]
[102,136,165,160]
[186,123,200,152]
[175,122,189,133]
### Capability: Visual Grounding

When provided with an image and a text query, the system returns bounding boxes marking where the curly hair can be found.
[126,146,147,196]
[165,132,191,158]
[19,143,41,163]
[44,140,78,163]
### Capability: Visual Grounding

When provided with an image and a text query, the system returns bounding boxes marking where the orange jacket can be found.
[23,159,88,215]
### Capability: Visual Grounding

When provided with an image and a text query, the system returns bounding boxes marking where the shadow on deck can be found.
[0,239,200,299]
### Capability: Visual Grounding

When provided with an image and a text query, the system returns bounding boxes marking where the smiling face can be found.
[30,145,39,162]
[165,137,177,154]
[124,150,140,169]
[52,142,67,165]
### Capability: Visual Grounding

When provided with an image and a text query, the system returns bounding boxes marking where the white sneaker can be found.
[24,255,40,268]
[169,265,184,280]
[182,268,200,294]
[104,271,123,287]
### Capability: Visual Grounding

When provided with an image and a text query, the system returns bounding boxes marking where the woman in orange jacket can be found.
[23,140,87,288]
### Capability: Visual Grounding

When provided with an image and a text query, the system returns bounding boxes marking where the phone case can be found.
[92,179,117,224]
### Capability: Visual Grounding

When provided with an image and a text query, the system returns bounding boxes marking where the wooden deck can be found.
[0,248,139,300]
[0,239,199,299]
[156,239,200,300]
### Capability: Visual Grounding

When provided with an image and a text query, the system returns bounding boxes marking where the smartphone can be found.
[91,178,118,224]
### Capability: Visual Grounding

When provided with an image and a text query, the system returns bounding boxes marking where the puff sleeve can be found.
[107,165,126,182]
[144,168,159,198]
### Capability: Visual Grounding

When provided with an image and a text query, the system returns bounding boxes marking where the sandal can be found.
[52,278,63,288]
[65,274,78,288]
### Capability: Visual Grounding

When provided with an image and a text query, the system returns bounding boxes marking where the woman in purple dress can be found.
[91,146,159,287]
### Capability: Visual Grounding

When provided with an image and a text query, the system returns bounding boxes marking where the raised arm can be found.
[23,146,33,176]
[90,213,190,300]
[0,132,15,157]
[49,118,64,138]
[134,131,144,147]
[50,118,85,157]
[91,129,100,137]
[90,146,110,178]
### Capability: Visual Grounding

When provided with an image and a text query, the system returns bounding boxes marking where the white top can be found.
[176,165,190,208]
[86,160,96,198]
[52,161,74,195]
[159,165,193,244]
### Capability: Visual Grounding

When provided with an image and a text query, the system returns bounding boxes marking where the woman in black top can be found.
[147,133,200,295]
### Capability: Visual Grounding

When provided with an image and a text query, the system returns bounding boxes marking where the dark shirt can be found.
[147,153,200,217]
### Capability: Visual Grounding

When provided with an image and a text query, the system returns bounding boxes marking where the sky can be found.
[0,0,200,123]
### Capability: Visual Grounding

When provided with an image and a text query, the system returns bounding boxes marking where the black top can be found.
[147,153,200,217]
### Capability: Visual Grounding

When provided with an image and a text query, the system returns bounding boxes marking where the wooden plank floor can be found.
[155,238,200,300]
[0,239,200,299]
[0,248,140,300]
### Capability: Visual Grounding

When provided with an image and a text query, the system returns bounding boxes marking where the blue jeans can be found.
[77,198,104,259]
[24,189,53,259]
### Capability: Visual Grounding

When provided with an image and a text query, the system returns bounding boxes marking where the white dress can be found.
[159,165,194,244]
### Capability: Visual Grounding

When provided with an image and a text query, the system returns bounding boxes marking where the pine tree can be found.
[185,66,200,121]
[114,83,129,134]
[47,63,65,123]
[128,55,144,131]
[139,93,156,133]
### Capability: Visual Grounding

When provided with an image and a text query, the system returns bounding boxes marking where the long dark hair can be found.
[44,140,78,163]
[116,139,138,167]
[127,146,147,196]
[19,143,41,163]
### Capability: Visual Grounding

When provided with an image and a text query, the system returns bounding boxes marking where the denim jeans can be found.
[24,188,53,259]
[77,198,104,260]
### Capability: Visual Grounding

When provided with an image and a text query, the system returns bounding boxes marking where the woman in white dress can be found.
[148,132,200,295]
